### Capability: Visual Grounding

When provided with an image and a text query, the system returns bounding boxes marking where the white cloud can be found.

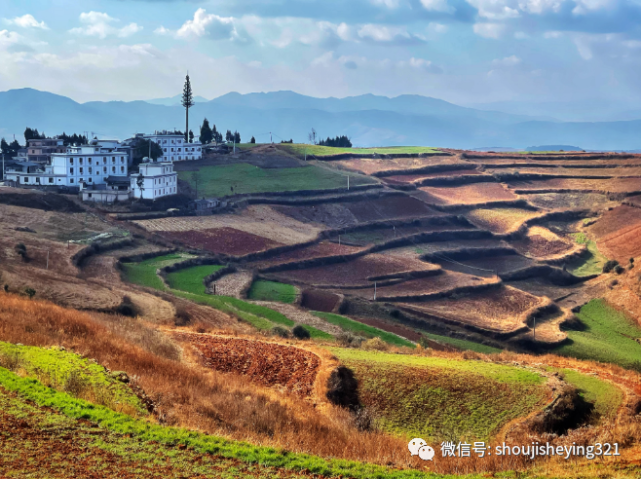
[492,55,522,65]
[544,31,563,38]
[176,9,236,40]
[514,31,529,39]
[427,22,448,35]
[518,0,564,14]
[406,57,444,73]
[69,11,142,39]
[154,26,172,36]
[466,0,520,19]
[473,23,506,39]
[357,24,423,43]
[572,0,615,14]
[0,30,23,48]
[420,0,456,13]
[4,14,48,30]
[370,0,404,8]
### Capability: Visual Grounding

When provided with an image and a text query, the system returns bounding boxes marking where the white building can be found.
[130,159,178,200]
[144,131,202,162]
[5,139,129,187]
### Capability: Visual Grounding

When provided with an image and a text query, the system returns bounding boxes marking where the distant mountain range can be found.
[1,88,640,150]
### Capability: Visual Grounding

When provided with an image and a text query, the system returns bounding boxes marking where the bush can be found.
[603,260,619,273]
[15,243,28,261]
[337,332,365,348]
[362,337,388,351]
[326,366,359,410]
[615,265,625,275]
[24,288,36,299]
[291,324,311,340]
[271,326,290,338]
[116,296,141,318]
[174,305,192,326]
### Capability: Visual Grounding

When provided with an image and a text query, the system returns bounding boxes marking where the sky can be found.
[1,0,641,107]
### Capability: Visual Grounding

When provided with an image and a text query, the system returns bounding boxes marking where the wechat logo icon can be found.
[408,438,435,461]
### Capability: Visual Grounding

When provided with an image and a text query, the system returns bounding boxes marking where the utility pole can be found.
[374,281,377,301]
[46,250,49,270]
[270,132,273,144]
[347,176,350,191]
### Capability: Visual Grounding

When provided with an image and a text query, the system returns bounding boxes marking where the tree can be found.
[0,138,9,155]
[233,131,241,143]
[225,130,233,142]
[135,139,163,162]
[189,130,194,143]
[199,118,213,144]
[8,140,21,155]
[319,135,352,148]
[181,74,195,145]
[136,173,145,199]
[250,136,256,144]
[212,124,222,144]
[308,128,317,145]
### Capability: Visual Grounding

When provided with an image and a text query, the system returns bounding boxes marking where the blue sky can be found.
[1,0,641,106]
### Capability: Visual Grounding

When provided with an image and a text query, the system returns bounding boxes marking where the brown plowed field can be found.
[435,254,533,277]
[383,169,483,184]
[352,317,423,341]
[251,241,365,269]
[301,289,341,312]
[510,226,573,258]
[173,333,320,396]
[466,157,641,167]
[340,220,476,246]
[417,183,518,205]
[488,166,641,177]
[346,271,491,300]
[273,254,440,287]
[526,192,617,211]
[509,178,641,194]
[465,208,541,234]
[161,227,283,255]
[400,286,542,334]
[333,156,462,175]
[273,196,440,229]
[587,205,641,261]
[382,238,508,261]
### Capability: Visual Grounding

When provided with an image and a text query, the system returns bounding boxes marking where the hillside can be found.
[2,88,641,149]
[2,145,641,478]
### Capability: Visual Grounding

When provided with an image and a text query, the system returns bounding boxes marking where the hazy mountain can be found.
[525,145,583,151]
[145,94,209,107]
[1,88,640,150]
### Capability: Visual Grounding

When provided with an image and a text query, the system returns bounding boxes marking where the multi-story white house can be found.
[144,131,202,162]
[5,139,129,187]
[130,159,178,200]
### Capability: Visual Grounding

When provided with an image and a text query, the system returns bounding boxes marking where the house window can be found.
[49,178,53,183]
[121,158,124,163]
[88,193,92,198]
[70,168,74,174]
[112,157,116,163]
[79,158,83,164]
[70,179,74,184]
[103,157,107,164]
[79,168,83,174]
[88,178,93,183]
[23,177,28,183]
[88,167,92,174]
[120,166,124,173]
[103,167,107,173]
[70,158,74,165]
[163,148,167,153]
[88,158,92,164]
[112,167,116,173]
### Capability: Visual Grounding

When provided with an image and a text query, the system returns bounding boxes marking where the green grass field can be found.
[166,265,225,295]
[279,144,441,158]
[313,312,415,348]
[120,253,196,290]
[0,365,485,479]
[333,348,545,441]
[568,233,608,277]
[555,299,641,371]
[0,342,146,416]
[248,280,297,304]
[551,368,622,421]
[178,163,375,197]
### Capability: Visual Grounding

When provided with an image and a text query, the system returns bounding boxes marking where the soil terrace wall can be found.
[379,277,502,302]
[501,265,592,285]
[235,189,403,208]
[421,246,517,262]
[72,237,135,268]
[428,199,534,212]
[373,163,473,178]
[415,175,496,187]
[462,153,637,161]
[310,152,451,161]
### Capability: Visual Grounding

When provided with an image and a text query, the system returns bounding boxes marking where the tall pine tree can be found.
[181,74,195,143]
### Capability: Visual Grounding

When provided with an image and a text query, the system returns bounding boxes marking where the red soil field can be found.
[160,227,282,255]
[174,333,320,396]
[488,166,641,177]
[347,270,489,300]
[509,178,641,194]
[400,285,540,334]
[274,254,440,287]
[383,169,483,184]
[347,196,439,222]
[588,205,641,261]
[435,254,533,277]
[510,232,572,258]
[352,317,423,341]
[333,156,461,175]
[418,183,518,205]
[252,241,365,269]
[301,289,341,312]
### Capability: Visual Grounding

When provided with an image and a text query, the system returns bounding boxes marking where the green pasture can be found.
[248,280,297,304]
[313,312,415,348]
[567,233,608,277]
[120,253,195,290]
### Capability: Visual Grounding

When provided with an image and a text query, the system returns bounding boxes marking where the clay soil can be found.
[418,183,518,205]
[161,227,283,255]
[436,254,533,277]
[588,205,641,261]
[333,156,462,175]
[346,271,491,300]
[300,289,340,312]
[509,177,641,194]
[509,226,573,258]
[382,169,483,184]
[489,166,641,177]
[173,333,320,396]
[352,317,423,342]
[251,241,366,269]
[274,254,440,287]
[400,285,541,334]
[526,192,617,211]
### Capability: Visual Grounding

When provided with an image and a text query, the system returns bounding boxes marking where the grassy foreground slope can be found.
[178,163,375,197]
[314,312,415,348]
[0,366,468,479]
[334,349,546,441]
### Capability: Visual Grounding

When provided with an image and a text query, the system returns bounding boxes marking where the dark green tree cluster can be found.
[59,133,88,146]
[24,127,46,142]
[134,139,164,164]
[318,135,352,148]
[198,118,224,144]
[225,130,241,143]
[1,138,22,156]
